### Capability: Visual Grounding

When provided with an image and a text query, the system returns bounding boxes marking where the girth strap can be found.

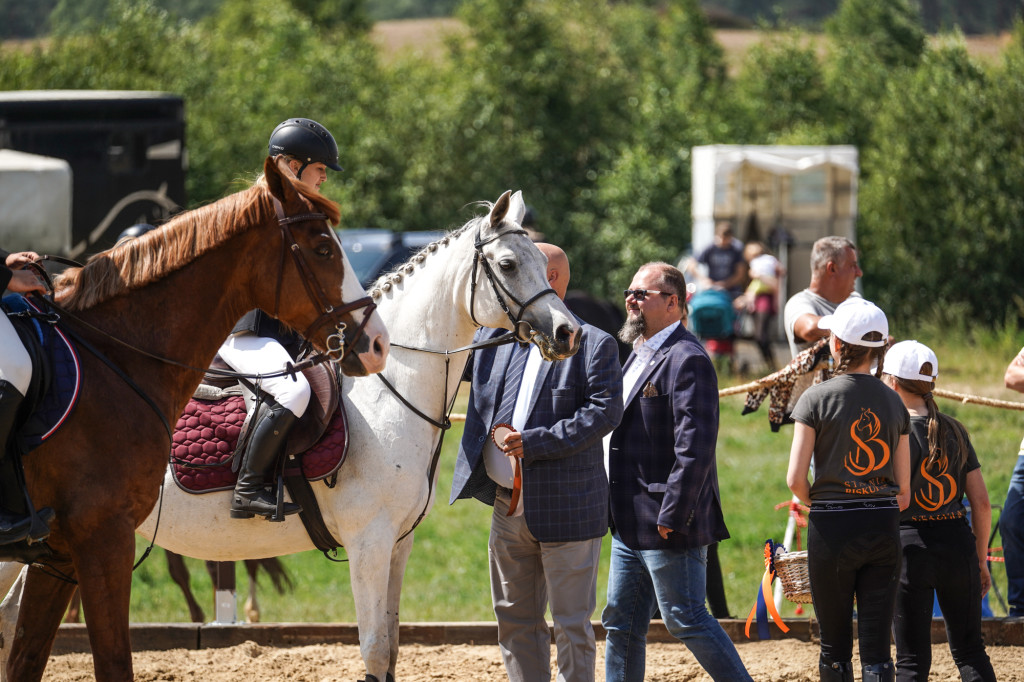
[283,465,343,558]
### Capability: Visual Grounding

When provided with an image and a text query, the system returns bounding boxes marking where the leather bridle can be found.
[469,226,557,342]
[272,198,376,363]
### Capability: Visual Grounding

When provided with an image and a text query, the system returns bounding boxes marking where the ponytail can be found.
[895,377,969,472]
[832,332,886,378]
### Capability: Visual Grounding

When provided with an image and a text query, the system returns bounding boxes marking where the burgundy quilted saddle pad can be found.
[171,395,349,494]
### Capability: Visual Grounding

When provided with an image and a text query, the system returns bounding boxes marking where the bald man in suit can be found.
[451,243,622,682]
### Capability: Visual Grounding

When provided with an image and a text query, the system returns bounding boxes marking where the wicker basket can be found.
[774,550,813,604]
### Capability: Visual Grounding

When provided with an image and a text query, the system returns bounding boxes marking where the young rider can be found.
[0,249,55,543]
[219,118,344,520]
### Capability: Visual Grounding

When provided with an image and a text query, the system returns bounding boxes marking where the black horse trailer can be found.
[0,90,186,258]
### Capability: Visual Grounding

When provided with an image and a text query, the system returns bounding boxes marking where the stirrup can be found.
[0,507,54,546]
[230,490,300,521]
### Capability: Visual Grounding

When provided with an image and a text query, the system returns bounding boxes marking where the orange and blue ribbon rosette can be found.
[744,539,790,639]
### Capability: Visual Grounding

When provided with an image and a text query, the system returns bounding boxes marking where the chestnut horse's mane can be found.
[55,175,340,311]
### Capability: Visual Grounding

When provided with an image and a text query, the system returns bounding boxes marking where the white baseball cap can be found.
[817,299,888,347]
[883,340,938,382]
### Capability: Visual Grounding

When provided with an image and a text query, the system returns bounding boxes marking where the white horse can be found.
[1,190,579,682]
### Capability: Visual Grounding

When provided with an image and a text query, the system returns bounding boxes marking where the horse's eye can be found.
[315,244,333,258]
[498,259,515,271]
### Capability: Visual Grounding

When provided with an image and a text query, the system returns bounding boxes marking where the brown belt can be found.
[508,458,521,516]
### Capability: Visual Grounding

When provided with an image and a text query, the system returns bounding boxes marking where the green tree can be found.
[186,0,387,204]
[732,30,835,143]
[47,0,218,35]
[564,0,729,296]
[858,36,1024,326]
[382,0,639,240]
[823,0,927,149]
[287,0,371,33]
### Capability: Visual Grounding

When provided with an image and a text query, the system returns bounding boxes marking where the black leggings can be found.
[808,500,901,665]
[893,520,996,681]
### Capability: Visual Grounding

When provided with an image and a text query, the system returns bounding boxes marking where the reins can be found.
[381,224,548,543]
[15,197,376,575]
[380,332,522,545]
[270,198,377,353]
[25,201,377,385]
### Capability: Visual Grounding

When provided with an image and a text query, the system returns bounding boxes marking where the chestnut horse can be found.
[4,157,389,681]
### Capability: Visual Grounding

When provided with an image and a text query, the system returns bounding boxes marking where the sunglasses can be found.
[623,289,668,301]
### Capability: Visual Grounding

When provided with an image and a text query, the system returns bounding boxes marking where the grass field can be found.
[123,324,1024,625]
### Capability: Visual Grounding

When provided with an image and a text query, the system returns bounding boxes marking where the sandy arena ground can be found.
[42,639,1023,681]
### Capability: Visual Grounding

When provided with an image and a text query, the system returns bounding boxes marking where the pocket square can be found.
[642,381,658,398]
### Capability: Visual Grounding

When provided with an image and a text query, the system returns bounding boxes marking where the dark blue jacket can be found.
[607,323,730,550]
[450,323,623,543]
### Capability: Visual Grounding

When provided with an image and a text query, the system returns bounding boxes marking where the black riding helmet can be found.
[116,223,156,245]
[267,118,343,177]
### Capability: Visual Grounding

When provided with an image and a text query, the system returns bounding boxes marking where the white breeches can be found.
[0,314,31,394]
[218,333,310,417]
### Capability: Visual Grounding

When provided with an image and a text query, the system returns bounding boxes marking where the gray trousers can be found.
[489,488,602,682]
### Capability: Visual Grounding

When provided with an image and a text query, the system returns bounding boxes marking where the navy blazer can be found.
[607,323,730,551]
[450,323,623,543]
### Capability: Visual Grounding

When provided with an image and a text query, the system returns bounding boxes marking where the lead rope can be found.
[377,331,519,544]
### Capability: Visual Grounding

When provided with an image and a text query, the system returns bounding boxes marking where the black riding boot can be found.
[0,380,54,545]
[861,660,895,682]
[819,655,854,682]
[230,400,301,521]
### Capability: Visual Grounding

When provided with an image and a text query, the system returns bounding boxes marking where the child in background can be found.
[882,341,997,681]
[786,298,911,682]
[736,241,782,369]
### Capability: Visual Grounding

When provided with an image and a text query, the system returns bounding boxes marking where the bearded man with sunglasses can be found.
[602,262,752,682]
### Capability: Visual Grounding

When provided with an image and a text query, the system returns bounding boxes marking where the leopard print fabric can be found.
[742,338,830,432]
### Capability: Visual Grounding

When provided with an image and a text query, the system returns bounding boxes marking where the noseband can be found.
[469,227,557,342]
[272,199,376,362]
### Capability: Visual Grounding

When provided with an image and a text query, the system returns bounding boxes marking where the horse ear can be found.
[264,156,300,205]
[507,190,526,226]
[489,190,513,229]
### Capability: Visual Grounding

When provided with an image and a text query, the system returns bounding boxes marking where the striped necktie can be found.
[492,342,529,515]
[492,342,529,429]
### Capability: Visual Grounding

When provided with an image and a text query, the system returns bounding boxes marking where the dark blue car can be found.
[336,228,446,288]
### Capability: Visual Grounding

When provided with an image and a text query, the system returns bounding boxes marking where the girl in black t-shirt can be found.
[787,299,911,682]
[882,341,996,681]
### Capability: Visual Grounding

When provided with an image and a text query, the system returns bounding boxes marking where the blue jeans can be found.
[601,534,752,682]
[1003,452,1024,616]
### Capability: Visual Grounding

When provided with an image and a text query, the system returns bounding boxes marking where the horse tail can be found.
[255,557,294,594]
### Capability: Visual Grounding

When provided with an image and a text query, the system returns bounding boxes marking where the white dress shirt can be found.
[604,321,681,475]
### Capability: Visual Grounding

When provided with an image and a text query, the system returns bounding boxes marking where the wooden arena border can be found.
[51,618,1024,654]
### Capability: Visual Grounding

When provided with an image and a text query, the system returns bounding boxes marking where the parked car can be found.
[337,228,446,287]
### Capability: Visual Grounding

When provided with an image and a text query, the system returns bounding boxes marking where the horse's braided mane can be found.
[369,219,479,301]
[54,176,339,311]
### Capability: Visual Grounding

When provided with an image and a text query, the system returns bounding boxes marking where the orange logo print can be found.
[914,457,957,511]
[844,408,890,476]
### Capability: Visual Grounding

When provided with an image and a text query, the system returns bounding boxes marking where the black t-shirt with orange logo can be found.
[901,415,980,523]
[792,373,911,501]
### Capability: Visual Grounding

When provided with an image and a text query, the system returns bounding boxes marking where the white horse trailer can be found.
[690,144,859,312]
[0,149,72,255]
